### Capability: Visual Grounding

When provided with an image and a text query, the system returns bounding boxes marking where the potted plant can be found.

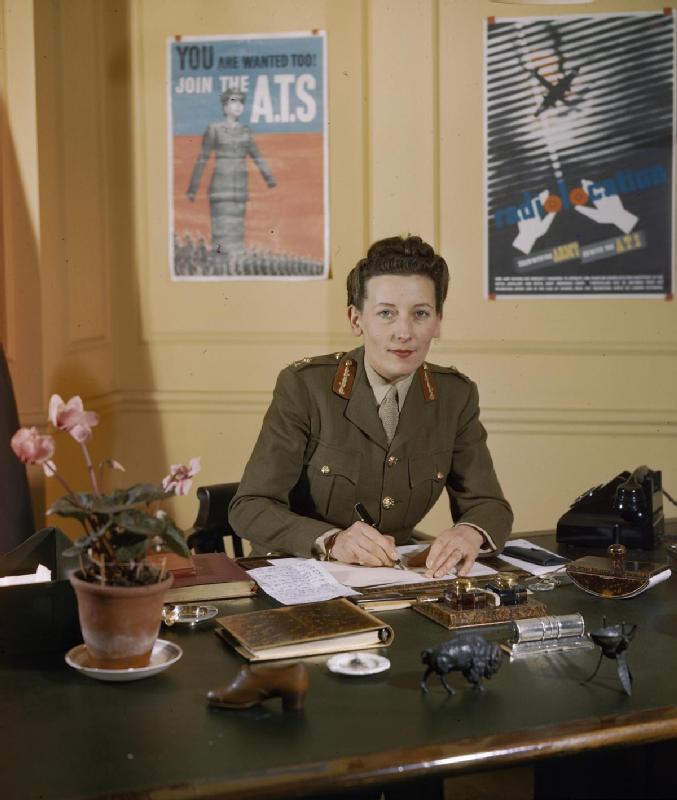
[11,394,200,669]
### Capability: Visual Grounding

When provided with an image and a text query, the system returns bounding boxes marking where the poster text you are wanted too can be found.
[169,32,328,280]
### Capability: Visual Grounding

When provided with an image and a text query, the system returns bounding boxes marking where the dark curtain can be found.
[0,345,35,554]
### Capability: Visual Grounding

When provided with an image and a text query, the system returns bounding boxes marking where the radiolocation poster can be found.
[168,31,328,280]
[485,12,675,297]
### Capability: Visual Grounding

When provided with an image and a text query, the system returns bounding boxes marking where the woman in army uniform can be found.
[187,87,276,265]
[229,236,512,577]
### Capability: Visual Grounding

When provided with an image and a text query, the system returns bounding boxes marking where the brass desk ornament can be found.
[565,540,669,599]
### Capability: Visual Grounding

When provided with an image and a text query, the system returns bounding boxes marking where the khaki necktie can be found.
[379,385,399,445]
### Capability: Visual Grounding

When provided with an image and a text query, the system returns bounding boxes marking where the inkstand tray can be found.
[413,597,547,630]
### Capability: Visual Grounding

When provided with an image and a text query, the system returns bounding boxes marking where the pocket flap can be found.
[307,442,360,483]
[409,451,450,487]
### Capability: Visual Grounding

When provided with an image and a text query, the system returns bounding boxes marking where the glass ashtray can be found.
[526,571,572,592]
[528,579,556,592]
[162,604,219,627]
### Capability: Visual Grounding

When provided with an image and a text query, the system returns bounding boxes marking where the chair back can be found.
[187,482,244,557]
[0,345,35,554]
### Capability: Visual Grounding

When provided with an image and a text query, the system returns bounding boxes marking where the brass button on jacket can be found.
[387,455,399,467]
[320,465,331,475]
[381,496,395,510]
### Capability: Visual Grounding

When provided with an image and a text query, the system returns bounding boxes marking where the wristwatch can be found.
[323,531,341,561]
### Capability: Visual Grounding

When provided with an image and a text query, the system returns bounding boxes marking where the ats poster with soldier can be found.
[485,12,675,298]
[168,31,328,280]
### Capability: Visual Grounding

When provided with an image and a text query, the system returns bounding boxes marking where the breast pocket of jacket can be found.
[404,450,452,528]
[305,443,361,524]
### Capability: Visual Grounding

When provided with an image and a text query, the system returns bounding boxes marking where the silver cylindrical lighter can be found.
[513,613,585,643]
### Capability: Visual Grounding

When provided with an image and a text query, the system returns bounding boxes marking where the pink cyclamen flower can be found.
[48,394,99,443]
[162,457,202,496]
[11,427,56,465]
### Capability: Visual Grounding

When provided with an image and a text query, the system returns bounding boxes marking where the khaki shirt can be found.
[229,346,513,557]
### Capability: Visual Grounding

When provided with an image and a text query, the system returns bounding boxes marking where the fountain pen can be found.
[354,502,406,570]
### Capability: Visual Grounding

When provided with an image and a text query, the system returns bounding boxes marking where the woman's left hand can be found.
[424,524,484,578]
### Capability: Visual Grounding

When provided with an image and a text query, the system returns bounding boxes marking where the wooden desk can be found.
[4,532,677,800]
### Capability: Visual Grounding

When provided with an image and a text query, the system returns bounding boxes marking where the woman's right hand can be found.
[331,523,399,567]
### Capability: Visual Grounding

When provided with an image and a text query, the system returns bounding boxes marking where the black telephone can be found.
[556,466,664,550]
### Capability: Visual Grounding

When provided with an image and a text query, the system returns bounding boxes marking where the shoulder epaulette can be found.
[289,352,346,371]
[417,362,437,401]
[332,353,356,397]
[425,361,472,382]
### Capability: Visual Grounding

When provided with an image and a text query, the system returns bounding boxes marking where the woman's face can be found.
[348,274,441,382]
[223,97,244,120]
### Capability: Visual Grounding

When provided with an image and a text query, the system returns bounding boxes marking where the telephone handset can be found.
[556,466,664,550]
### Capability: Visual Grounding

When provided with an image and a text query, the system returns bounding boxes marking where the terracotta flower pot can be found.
[69,572,174,669]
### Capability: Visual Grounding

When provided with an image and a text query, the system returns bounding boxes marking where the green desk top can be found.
[3,532,677,799]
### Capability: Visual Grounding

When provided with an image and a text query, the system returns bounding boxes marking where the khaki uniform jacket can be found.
[229,346,513,558]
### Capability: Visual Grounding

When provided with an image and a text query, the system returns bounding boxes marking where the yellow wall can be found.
[2,0,676,542]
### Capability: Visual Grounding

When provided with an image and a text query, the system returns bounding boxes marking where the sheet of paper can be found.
[319,561,430,588]
[396,544,498,580]
[497,538,568,576]
[272,547,496,589]
[646,569,671,592]
[0,564,52,587]
[247,561,359,605]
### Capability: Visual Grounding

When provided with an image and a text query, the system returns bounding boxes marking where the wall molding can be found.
[481,407,677,437]
[433,339,677,358]
[92,389,272,416]
[64,0,113,352]
[137,329,677,358]
[79,388,677,437]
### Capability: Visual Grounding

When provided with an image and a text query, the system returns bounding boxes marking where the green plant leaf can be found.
[61,520,112,556]
[114,534,150,561]
[126,483,171,505]
[47,493,94,521]
[158,518,191,557]
[112,509,165,537]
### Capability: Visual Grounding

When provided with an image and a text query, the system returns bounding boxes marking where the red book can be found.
[164,553,256,602]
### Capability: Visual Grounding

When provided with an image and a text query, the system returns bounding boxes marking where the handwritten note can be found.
[247,561,359,605]
[320,544,496,588]
[271,547,497,590]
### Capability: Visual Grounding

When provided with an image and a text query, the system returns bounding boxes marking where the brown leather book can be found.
[164,553,257,602]
[214,597,394,661]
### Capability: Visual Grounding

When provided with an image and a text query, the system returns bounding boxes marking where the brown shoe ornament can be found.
[207,662,308,712]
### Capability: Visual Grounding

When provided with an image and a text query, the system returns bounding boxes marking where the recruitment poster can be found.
[485,12,675,297]
[168,31,328,280]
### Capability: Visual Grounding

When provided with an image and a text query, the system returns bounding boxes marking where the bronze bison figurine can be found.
[421,633,502,694]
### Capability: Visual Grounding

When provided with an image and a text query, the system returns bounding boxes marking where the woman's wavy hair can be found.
[221,87,246,104]
[346,235,449,314]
